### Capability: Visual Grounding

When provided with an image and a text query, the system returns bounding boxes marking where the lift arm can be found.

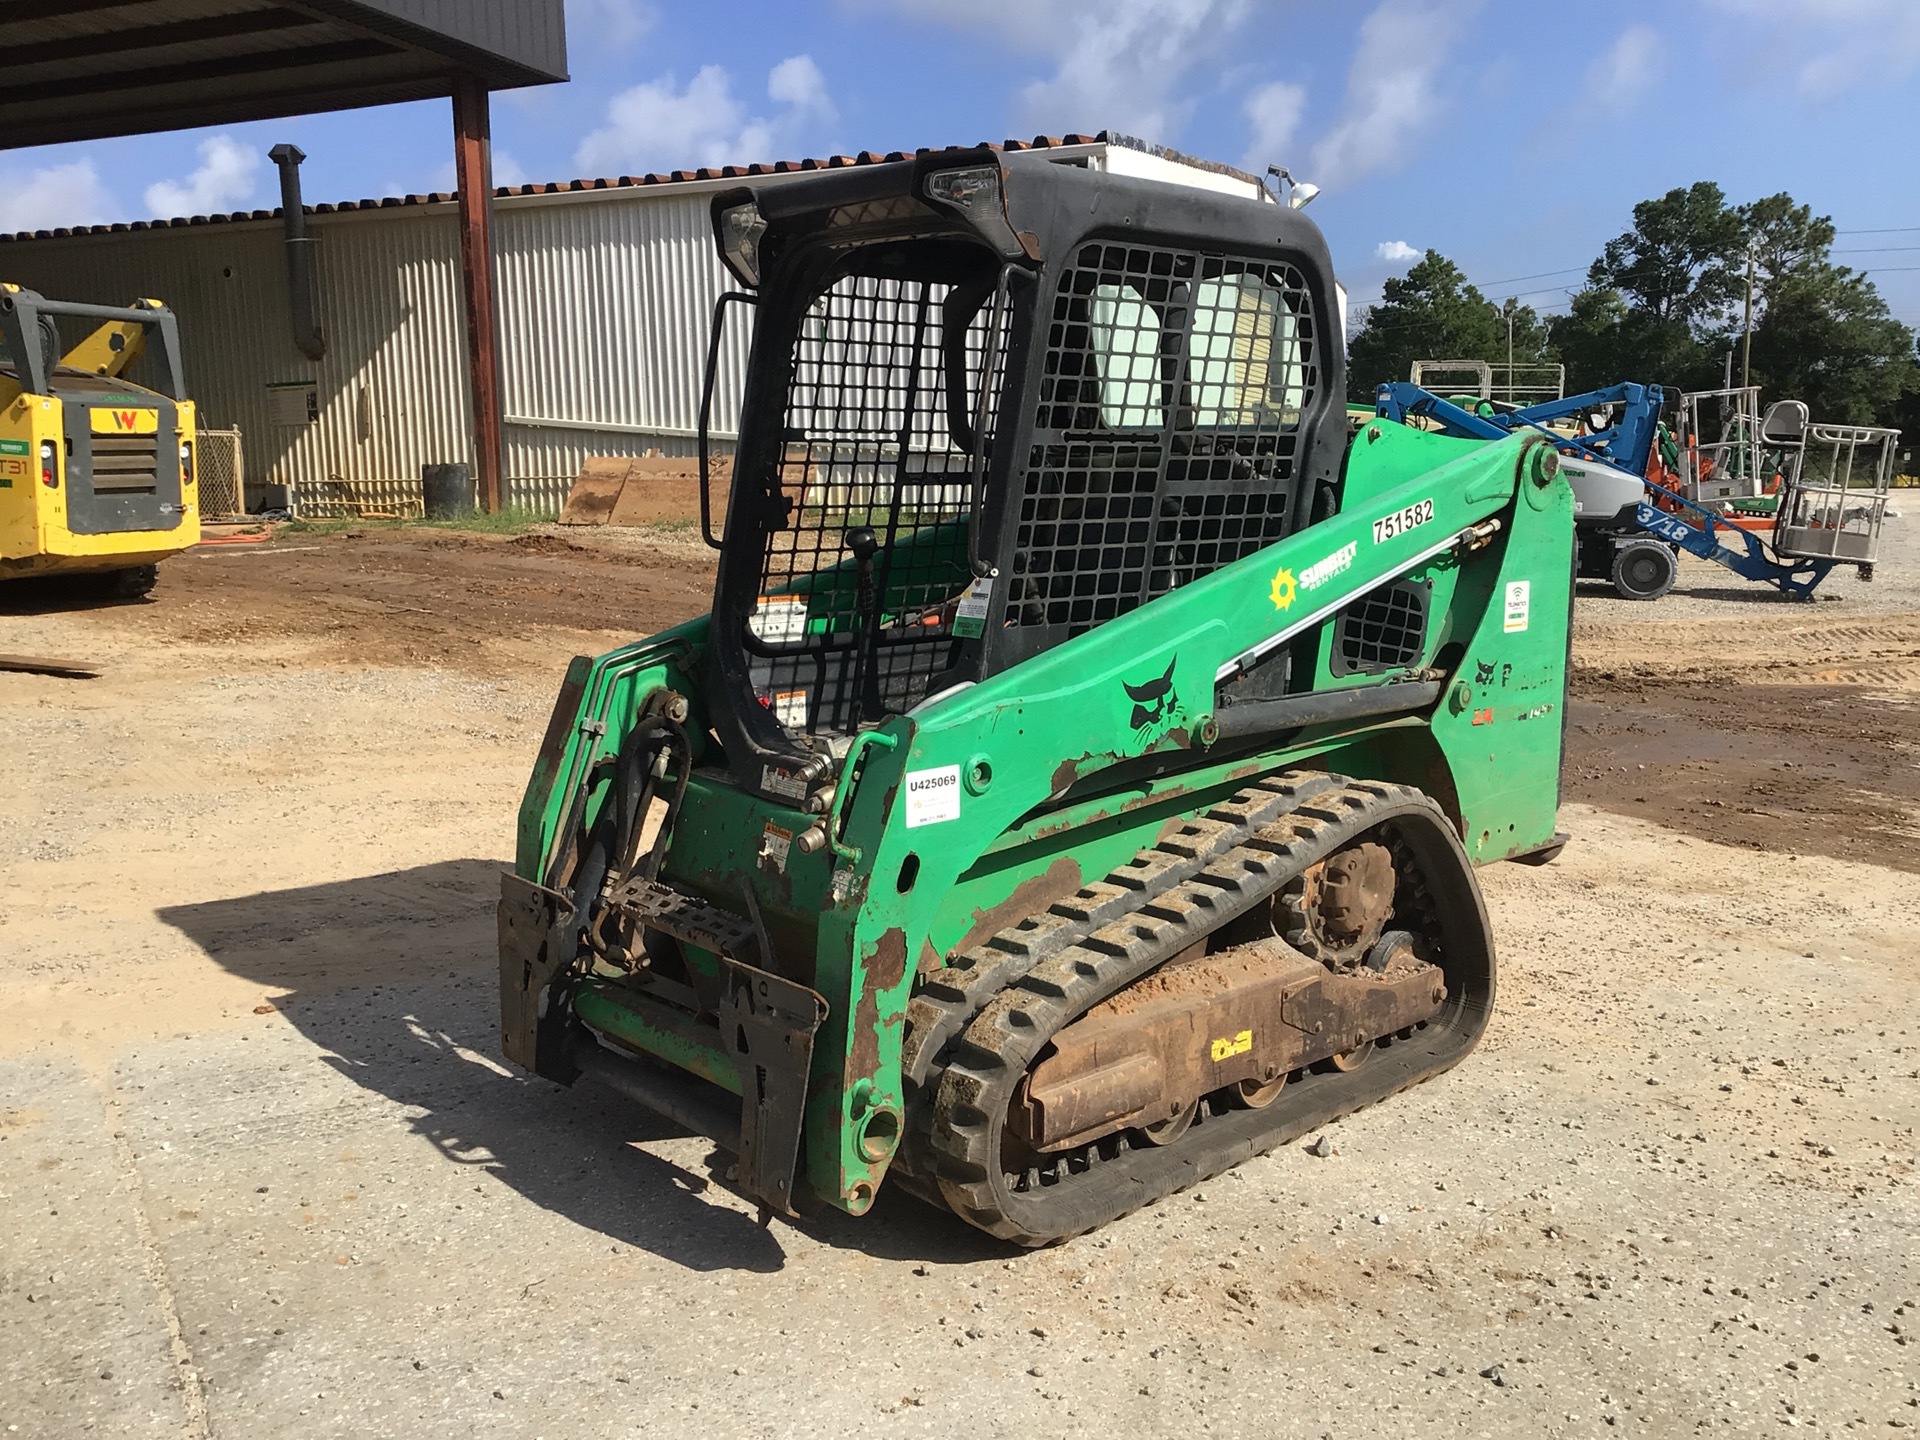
[1376,380,1665,477]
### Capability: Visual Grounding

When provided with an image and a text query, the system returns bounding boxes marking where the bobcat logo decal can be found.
[1122,657,1183,742]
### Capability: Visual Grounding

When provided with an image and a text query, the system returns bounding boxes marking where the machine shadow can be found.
[1573,578,1807,604]
[0,574,152,614]
[154,859,1008,1273]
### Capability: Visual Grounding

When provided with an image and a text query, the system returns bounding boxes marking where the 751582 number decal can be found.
[1373,498,1435,544]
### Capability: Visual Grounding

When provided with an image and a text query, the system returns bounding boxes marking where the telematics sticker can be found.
[1373,497,1434,544]
[1299,540,1357,591]
[903,765,962,827]
[952,577,994,639]
[1503,580,1531,633]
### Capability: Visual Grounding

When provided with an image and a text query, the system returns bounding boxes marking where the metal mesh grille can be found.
[1005,241,1318,635]
[195,428,245,519]
[748,264,1007,735]
[1332,582,1428,676]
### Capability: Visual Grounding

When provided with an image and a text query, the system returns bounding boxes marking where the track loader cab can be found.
[502,149,1576,1243]
[698,155,1347,783]
[0,285,200,595]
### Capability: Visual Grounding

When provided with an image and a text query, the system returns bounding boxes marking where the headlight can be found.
[922,163,1027,260]
[718,201,767,288]
[925,165,1002,213]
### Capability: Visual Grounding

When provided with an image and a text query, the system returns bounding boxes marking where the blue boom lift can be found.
[1375,382,1896,602]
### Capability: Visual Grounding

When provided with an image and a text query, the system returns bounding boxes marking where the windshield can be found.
[740,240,1010,738]
[1004,242,1321,640]
[1087,271,1308,431]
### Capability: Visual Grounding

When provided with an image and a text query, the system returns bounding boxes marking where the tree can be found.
[1346,250,1548,398]
[1588,181,1745,330]
[1737,193,1836,307]
[1552,287,1722,395]
[1558,182,1918,425]
[1747,264,1918,424]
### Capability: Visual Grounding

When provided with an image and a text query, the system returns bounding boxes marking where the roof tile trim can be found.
[0,133,1104,244]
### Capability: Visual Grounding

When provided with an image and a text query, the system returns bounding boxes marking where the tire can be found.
[1610,539,1676,601]
[78,565,159,602]
[107,565,159,600]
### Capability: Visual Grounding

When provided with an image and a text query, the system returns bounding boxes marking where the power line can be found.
[1473,265,1590,289]
[1836,226,1920,235]
[1834,245,1920,254]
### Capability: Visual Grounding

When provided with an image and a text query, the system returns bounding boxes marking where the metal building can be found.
[0,133,1267,515]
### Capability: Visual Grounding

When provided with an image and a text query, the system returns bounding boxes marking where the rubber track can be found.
[902,772,1496,1245]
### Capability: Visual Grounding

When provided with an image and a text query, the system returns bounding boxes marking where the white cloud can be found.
[1308,0,1473,186]
[0,158,117,233]
[1586,24,1662,107]
[1241,80,1307,172]
[565,0,656,49]
[492,150,531,189]
[1375,240,1419,263]
[1704,0,1920,96]
[767,54,834,119]
[400,149,528,198]
[144,135,260,217]
[865,0,1249,142]
[574,55,833,175]
[1011,0,1248,139]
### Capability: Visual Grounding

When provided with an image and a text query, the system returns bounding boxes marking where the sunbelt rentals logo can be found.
[1299,541,1357,592]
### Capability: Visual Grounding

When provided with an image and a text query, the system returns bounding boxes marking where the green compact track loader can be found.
[500,149,1572,1244]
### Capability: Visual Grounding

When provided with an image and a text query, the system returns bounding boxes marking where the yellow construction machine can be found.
[1,285,199,597]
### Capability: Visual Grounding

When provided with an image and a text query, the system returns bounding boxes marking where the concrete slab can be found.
[0,1057,196,1438]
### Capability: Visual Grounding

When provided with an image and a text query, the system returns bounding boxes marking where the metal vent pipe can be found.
[268,142,327,361]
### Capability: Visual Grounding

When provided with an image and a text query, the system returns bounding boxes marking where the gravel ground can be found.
[1576,511,1918,624]
[2,525,1916,1439]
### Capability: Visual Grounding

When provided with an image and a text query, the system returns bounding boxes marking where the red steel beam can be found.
[452,76,503,513]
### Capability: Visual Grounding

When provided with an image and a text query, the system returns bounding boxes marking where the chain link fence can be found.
[195,428,247,520]
[290,473,569,519]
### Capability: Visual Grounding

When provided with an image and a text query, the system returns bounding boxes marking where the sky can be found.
[3,0,1919,328]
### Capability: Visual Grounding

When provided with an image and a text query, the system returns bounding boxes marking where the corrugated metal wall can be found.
[495,190,752,508]
[1,187,752,514]
[2,144,1186,515]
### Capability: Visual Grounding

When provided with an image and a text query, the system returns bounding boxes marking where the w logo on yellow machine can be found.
[92,408,158,435]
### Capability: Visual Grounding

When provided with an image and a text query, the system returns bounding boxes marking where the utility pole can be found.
[1488,297,1516,402]
[1504,300,1515,403]
[1740,246,1755,392]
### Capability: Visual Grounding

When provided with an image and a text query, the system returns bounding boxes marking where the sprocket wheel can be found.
[1276,840,1396,966]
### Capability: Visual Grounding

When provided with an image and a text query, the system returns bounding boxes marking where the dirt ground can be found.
[2,517,1917,1439]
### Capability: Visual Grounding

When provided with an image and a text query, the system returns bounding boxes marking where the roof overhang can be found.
[0,0,568,151]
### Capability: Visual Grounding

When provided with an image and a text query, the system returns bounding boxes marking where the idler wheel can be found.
[1140,1098,1198,1146]
[1326,1039,1376,1072]
[1234,1071,1288,1109]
